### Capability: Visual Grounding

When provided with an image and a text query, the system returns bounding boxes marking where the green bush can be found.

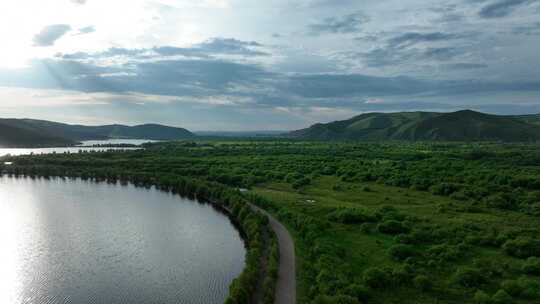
[377,220,409,235]
[430,182,460,196]
[502,237,540,258]
[311,295,361,304]
[413,275,432,291]
[343,284,370,302]
[473,290,491,304]
[522,257,540,275]
[388,244,415,261]
[492,289,512,304]
[518,277,540,299]
[327,208,377,224]
[363,267,391,289]
[454,267,486,288]
[501,279,523,297]
[359,223,371,233]
[391,265,414,286]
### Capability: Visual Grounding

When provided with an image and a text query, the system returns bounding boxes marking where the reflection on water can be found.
[0,139,154,157]
[79,139,159,146]
[0,176,245,304]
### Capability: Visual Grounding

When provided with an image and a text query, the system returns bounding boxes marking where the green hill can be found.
[289,110,540,142]
[0,121,76,148]
[0,119,194,148]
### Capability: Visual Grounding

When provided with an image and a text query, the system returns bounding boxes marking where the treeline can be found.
[11,141,540,218]
[0,164,278,304]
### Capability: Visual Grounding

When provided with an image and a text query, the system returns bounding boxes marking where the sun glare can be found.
[0,187,23,303]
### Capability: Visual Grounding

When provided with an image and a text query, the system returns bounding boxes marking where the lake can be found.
[0,176,246,304]
[0,139,157,157]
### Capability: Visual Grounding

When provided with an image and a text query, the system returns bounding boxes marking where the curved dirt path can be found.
[250,204,296,304]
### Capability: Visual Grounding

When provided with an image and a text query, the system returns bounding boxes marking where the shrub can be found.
[311,295,361,304]
[363,267,391,289]
[377,220,409,235]
[473,290,491,304]
[501,279,523,297]
[430,182,460,196]
[454,267,486,288]
[327,208,377,224]
[492,289,512,304]
[485,194,516,210]
[502,237,540,258]
[427,243,463,263]
[413,275,432,291]
[292,177,311,189]
[518,277,540,299]
[344,284,370,302]
[388,244,415,261]
[359,223,371,233]
[522,257,540,275]
[392,265,414,286]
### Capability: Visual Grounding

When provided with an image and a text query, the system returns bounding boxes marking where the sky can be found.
[0,0,539,130]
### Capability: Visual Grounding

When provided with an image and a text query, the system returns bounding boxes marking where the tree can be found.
[492,289,512,304]
[413,275,432,291]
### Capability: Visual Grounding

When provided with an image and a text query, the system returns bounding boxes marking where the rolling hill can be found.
[289,110,540,142]
[0,118,194,148]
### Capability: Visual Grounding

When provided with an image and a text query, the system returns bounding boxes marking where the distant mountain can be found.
[0,120,76,148]
[289,110,540,142]
[0,118,194,148]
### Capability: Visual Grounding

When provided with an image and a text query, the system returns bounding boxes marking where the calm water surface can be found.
[0,139,156,157]
[0,176,245,304]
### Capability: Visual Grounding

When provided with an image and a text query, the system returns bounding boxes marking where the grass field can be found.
[253,176,540,304]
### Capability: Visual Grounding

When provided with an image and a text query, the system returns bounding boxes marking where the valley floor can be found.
[3,140,540,304]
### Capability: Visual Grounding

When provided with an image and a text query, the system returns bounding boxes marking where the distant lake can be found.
[79,139,159,146]
[0,139,157,157]
[0,176,246,304]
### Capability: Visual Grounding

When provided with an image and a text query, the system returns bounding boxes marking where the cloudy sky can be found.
[0,0,539,130]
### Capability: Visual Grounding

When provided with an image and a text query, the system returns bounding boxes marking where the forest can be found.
[1,140,540,304]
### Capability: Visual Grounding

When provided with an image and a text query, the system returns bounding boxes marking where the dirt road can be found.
[250,205,296,304]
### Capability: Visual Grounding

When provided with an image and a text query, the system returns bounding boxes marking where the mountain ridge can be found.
[0,118,194,148]
[289,110,540,142]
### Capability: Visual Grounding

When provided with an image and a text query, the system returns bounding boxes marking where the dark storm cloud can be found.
[1,51,540,109]
[309,12,369,35]
[0,57,270,97]
[512,22,540,35]
[359,46,466,68]
[154,38,267,57]
[58,38,267,60]
[388,32,463,48]
[281,73,540,99]
[280,74,432,98]
[478,0,532,18]
[351,31,478,68]
[443,63,489,69]
[33,24,72,47]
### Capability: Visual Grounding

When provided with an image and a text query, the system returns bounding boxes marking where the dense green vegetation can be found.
[0,118,194,147]
[289,110,540,142]
[2,140,540,303]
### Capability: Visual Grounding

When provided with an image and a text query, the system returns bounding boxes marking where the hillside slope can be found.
[289,110,540,142]
[0,121,76,148]
[0,119,194,147]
